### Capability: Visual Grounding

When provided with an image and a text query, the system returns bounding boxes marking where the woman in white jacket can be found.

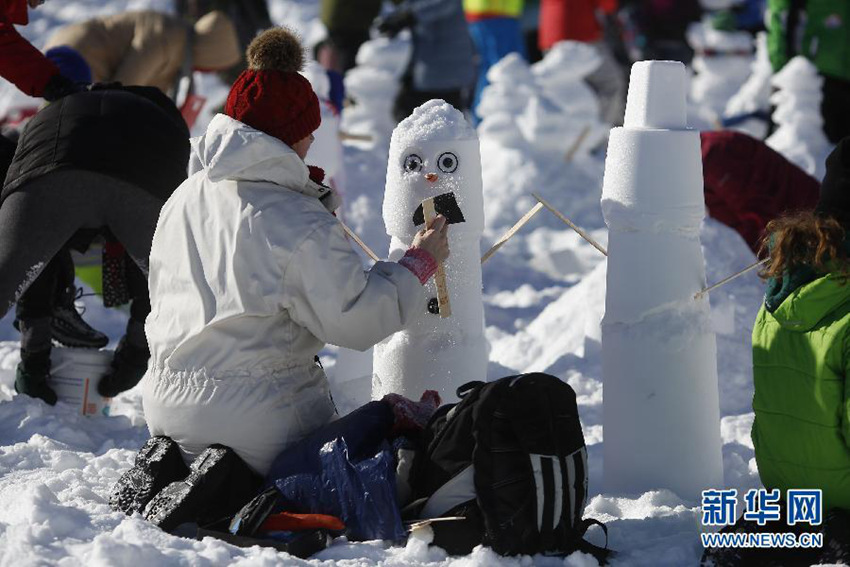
[141,28,448,480]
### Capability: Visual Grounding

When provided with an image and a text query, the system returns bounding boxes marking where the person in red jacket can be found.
[1,0,80,100]
[701,130,821,254]
[538,0,625,124]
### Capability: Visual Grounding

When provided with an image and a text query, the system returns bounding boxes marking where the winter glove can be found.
[375,10,416,39]
[382,390,441,436]
[307,165,326,184]
[42,73,84,102]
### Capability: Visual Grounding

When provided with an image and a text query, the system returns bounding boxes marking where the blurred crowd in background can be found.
[2,0,848,143]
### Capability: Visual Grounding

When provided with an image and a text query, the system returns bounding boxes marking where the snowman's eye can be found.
[437,152,458,173]
[403,154,423,173]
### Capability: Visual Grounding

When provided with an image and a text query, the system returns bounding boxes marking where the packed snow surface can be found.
[391,100,478,148]
[0,0,780,565]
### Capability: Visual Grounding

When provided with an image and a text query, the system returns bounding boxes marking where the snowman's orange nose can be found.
[425,173,439,182]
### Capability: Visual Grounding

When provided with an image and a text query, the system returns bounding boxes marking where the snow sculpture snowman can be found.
[372,100,488,402]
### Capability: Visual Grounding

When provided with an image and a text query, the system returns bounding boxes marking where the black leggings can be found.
[0,169,163,320]
[15,248,75,320]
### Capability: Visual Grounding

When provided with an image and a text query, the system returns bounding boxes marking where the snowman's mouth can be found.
[412,192,466,227]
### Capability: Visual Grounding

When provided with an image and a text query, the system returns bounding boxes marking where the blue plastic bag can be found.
[275,437,406,542]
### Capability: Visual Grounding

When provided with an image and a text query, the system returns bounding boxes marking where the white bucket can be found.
[50,347,113,417]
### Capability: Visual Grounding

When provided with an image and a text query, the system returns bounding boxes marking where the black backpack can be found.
[408,373,611,560]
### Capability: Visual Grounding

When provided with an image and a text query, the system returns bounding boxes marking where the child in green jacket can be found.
[752,138,850,511]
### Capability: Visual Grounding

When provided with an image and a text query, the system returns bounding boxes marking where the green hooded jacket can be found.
[767,0,850,81]
[752,271,850,510]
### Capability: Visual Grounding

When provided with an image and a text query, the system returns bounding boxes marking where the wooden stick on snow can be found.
[481,202,545,264]
[339,131,374,143]
[565,125,592,163]
[694,258,768,300]
[422,197,452,318]
[532,193,608,257]
[339,220,380,262]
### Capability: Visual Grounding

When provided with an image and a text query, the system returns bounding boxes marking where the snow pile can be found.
[686,20,755,125]
[473,46,610,287]
[389,99,477,149]
[342,36,412,145]
[601,61,723,501]
[723,32,774,139]
[766,56,833,180]
[478,44,609,159]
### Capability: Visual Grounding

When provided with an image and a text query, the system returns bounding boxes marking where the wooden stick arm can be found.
[532,193,608,257]
[695,258,768,300]
[481,202,545,264]
[339,220,381,262]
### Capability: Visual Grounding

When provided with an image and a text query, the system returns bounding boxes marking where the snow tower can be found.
[601,61,723,501]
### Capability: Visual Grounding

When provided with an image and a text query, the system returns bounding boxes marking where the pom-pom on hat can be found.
[815,138,850,224]
[225,27,320,148]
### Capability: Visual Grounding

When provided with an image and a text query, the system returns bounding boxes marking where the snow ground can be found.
[0,1,773,565]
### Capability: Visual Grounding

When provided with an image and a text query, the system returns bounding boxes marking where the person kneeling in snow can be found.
[142,28,449,479]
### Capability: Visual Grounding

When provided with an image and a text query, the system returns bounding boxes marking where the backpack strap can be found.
[456,381,485,399]
[421,465,476,519]
[575,518,614,564]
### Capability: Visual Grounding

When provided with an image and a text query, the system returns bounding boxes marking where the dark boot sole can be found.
[143,445,238,533]
[110,436,190,515]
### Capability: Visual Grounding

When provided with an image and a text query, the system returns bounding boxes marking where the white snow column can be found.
[601,61,723,501]
[723,32,774,139]
[687,21,755,121]
[766,56,833,181]
[373,100,488,402]
[342,36,411,144]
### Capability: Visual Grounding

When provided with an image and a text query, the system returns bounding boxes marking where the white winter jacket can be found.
[142,114,426,475]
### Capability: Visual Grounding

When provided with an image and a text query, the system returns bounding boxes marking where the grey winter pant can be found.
[0,169,164,322]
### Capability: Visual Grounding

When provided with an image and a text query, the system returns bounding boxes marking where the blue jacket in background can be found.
[405,0,475,91]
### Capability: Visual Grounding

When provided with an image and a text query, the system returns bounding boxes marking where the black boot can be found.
[97,336,150,398]
[15,349,57,405]
[51,286,109,349]
[143,445,253,533]
[110,436,191,515]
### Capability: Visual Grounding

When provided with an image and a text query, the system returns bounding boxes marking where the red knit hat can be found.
[225,27,321,148]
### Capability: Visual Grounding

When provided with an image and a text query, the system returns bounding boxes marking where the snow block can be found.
[601,61,723,501]
[623,61,688,130]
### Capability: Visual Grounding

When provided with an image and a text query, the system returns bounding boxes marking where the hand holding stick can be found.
[423,197,452,318]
